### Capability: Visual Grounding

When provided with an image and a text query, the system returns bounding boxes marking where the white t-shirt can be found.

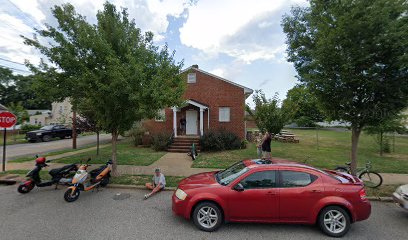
[153,173,166,188]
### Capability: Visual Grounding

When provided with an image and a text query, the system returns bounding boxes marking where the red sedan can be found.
[172,159,371,237]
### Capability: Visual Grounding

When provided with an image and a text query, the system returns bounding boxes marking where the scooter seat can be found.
[49,164,77,176]
[90,165,107,178]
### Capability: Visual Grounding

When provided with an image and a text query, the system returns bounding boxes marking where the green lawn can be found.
[193,129,408,174]
[0,134,27,145]
[52,141,166,166]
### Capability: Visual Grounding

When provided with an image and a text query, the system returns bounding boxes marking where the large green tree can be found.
[282,0,408,175]
[23,2,185,175]
[283,85,325,126]
[248,90,294,134]
[7,102,29,125]
[0,66,50,109]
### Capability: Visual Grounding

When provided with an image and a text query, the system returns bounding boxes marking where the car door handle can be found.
[310,189,322,193]
[267,192,277,195]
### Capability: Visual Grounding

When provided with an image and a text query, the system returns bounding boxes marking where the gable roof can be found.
[181,66,253,95]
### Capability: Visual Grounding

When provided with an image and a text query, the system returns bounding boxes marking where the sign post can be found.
[0,112,17,172]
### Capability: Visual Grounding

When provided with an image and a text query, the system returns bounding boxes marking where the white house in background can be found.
[403,108,408,129]
[29,98,73,126]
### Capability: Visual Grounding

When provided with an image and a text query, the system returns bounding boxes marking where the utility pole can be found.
[72,110,77,149]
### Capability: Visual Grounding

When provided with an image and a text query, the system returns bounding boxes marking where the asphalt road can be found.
[1,134,111,161]
[0,186,407,240]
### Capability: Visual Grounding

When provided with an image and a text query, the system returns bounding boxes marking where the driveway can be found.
[1,134,112,161]
[0,186,407,240]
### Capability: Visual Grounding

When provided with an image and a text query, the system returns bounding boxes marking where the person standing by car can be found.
[261,132,272,159]
[144,168,166,199]
[179,114,186,135]
[255,133,263,158]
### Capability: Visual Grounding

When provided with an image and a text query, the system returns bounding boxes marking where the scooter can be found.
[17,156,78,194]
[64,158,112,202]
[187,143,198,161]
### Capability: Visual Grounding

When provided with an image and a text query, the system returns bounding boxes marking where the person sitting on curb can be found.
[144,168,166,199]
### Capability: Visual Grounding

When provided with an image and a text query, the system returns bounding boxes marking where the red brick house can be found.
[143,65,253,143]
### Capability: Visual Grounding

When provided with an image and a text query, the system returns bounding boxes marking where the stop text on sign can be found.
[0,112,17,128]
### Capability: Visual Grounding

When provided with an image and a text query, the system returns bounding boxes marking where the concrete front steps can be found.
[168,136,201,153]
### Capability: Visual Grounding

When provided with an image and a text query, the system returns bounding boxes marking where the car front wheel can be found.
[318,206,351,237]
[193,202,223,232]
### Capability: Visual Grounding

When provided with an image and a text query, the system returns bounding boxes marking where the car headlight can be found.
[175,188,187,201]
[36,133,42,136]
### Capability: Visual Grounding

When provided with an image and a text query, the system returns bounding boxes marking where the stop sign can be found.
[0,112,17,128]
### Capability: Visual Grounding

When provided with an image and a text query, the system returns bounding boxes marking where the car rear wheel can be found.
[193,202,223,232]
[318,206,351,237]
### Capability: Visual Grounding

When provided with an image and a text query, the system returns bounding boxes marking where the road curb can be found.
[107,184,176,191]
[367,196,393,202]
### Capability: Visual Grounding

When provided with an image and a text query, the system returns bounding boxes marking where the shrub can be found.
[151,132,173,151]
[241,139,248,149]
[200,130,242,151]
[127,122,145,146]
[20,124,41,134]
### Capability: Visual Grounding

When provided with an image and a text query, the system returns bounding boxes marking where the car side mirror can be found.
[233,183,244,192]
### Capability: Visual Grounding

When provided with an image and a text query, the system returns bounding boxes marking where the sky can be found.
[0,0,308,103]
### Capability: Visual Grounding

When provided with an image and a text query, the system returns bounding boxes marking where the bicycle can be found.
[335,161,383,188]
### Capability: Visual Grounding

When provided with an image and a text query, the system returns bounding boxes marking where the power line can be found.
[0,64,31,74]
[5,0,45,31]
[0,57,26,66]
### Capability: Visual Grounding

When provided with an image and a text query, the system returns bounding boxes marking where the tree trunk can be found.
[111,130,119,176]
[379,131,383,156]
[350,126,362,176]
[72,110,77,149]
[96,131,100,156]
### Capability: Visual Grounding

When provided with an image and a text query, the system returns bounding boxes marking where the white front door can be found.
[186,110,198,135]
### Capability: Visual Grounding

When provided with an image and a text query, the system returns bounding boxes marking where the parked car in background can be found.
[393,184,408,210]
[25,125,79,142]
[172,159,371,237]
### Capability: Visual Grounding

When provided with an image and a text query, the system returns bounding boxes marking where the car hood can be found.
[178,171,219,190]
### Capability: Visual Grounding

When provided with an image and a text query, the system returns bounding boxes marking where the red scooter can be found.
[17,156,78,194]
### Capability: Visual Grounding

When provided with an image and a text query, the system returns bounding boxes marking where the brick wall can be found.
[143,68,247,139]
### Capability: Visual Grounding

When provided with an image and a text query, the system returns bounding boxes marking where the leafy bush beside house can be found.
[20,124,41,134]
[151,132,174,151]
[127,122,145,146]
[200,130,242,151]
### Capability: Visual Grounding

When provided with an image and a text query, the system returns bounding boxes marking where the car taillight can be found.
[359,188,367,200]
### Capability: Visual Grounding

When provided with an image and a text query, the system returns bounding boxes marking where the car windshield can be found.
[40,126,53,130]
[216,161,249,186]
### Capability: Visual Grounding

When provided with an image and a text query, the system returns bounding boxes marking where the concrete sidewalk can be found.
[2,150,408,185]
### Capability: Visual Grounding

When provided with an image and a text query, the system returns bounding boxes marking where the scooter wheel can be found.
[100,177,110,187]
[17,184,32,194]
[64,188,80,202]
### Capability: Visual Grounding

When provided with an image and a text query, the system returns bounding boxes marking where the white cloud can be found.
[209,68,224,77]
[179,0,307,63]
[0,13,40,68]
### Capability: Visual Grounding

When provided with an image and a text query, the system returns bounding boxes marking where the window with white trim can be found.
[187,73,196,83]
[155,109,166,122]
[219,107,230,122]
